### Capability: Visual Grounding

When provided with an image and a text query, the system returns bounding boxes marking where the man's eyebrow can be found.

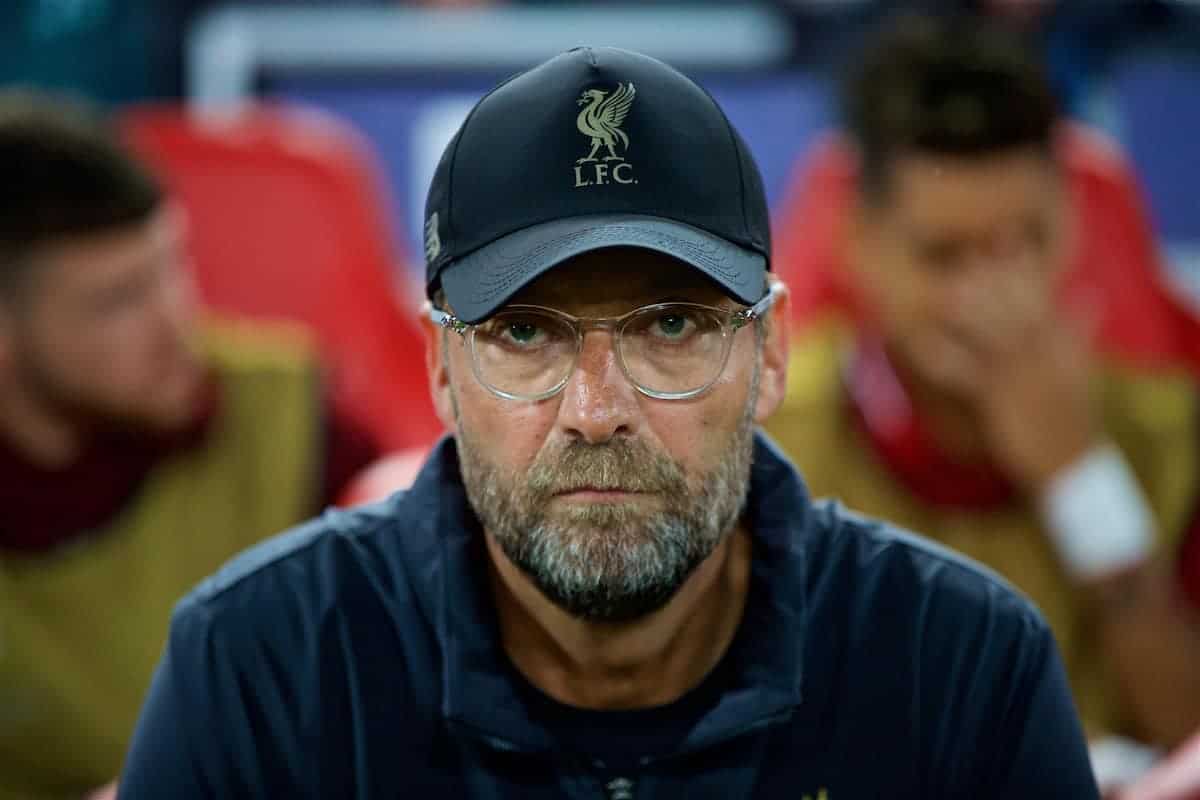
[647,292,730,305]
[638,272,711,291]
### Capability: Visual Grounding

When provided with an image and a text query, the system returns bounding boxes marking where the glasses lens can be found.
[470,310,576,398]
[620,305,728,396]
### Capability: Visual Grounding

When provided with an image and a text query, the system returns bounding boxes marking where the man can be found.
[119,47,1098,797]
[765,17,1200,750]
[0,93,380,799]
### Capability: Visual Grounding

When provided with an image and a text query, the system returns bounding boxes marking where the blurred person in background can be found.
[766,14,1200,756]
[0,92,380,800]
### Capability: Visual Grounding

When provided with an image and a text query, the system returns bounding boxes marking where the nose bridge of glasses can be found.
[576,315,623,334]
[575,322,623,378]
[564,313,622,358]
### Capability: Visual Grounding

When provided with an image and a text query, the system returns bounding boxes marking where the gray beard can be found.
[455,374,757,623]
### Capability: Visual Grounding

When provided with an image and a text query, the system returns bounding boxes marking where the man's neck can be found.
[886,345,990,463]
[486,524,753,711]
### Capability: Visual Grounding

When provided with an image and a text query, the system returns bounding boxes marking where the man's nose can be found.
[555,329,641,445]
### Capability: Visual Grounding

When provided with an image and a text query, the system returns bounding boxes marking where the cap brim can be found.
[438,214,767,324]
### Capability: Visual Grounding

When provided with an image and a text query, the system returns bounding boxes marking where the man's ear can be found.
[754,281,791,424]
[421,309,458,432]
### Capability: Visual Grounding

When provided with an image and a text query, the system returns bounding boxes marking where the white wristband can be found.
[1040,444,1155,582]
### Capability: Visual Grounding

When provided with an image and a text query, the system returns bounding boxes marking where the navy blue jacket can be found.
[119,434,1099,799]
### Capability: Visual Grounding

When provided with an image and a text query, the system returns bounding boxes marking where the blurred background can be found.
[5,4,1200,798]
[4,0,1199,304]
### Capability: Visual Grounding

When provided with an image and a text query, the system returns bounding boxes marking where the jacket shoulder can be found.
[179,498,409,614]
[809,500,1050,643]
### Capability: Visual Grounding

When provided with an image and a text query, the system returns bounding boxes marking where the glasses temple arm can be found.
[426,304,468,335]
[735,281,784,326]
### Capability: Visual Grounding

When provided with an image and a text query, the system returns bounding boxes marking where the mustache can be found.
[523,439,688,498]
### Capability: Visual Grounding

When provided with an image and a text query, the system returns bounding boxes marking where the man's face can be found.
[851,148,1068,394]
[428,249,787,622]
[0,207,204,432]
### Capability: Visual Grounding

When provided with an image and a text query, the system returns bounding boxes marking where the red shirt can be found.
[846,335,1200,607]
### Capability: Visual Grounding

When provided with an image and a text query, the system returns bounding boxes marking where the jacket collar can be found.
[403,432,810,754]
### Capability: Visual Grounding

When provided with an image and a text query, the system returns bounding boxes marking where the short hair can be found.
[842,14,1060,203]
[0,91,164,295]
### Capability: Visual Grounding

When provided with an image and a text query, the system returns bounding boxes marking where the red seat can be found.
[773,124,1200,370]
[338,445,432,507]
[120,105,444,452]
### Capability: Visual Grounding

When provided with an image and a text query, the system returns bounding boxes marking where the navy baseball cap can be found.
[423,46,771,324]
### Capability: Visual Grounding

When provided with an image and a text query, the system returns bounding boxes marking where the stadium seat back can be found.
[121,105,443,450]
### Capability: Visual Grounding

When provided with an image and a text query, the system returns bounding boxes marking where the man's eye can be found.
[507,321,541,344]
[652,313,694,339]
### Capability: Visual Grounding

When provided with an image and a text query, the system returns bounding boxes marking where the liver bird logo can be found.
[575,82,636,164]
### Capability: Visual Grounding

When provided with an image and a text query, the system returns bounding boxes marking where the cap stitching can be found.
[450,219,763,322]
[461,219,756,310]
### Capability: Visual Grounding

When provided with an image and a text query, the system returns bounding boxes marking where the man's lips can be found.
[552,487,649,502]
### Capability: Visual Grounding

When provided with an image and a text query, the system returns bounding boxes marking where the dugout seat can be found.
[338,445,432,506]
[773,122,1200,370]
[120,104,443,452]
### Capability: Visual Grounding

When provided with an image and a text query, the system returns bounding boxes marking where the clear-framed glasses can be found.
[429,282,782,402]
